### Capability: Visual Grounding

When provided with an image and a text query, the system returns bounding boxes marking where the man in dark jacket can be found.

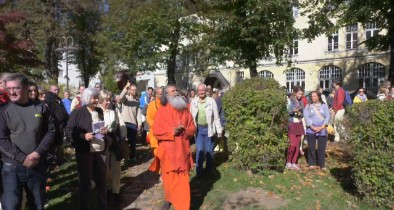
[45,91,69,165]
[0,73,56,210]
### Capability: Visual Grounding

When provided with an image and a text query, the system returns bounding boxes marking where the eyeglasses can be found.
[6,87,21,92]
[359,91,364,93]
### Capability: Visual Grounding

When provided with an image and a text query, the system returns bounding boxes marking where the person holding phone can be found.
[119,81,142,160]
[286,86,305,171]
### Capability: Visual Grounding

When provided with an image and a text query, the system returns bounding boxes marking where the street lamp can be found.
[56,36,77,90]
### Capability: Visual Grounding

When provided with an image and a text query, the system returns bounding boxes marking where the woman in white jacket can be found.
[190,84,223,177]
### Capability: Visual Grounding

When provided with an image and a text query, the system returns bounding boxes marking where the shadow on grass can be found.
[190,151,228,210]
[46,159,81,210]
[330,166,358,196]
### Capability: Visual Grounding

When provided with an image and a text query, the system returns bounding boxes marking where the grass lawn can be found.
[190,149,381,210]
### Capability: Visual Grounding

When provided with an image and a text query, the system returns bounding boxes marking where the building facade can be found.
[150,9,390,94]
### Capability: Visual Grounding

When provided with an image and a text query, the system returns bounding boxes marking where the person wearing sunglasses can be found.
[353,87,368,103]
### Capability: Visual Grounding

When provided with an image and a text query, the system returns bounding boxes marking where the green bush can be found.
[222,78,288,174]
[343,100,394,208]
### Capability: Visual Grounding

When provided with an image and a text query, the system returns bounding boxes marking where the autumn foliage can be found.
[0,11,42,72]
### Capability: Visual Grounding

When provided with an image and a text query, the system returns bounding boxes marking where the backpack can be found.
[75,96,82,109]
[343,90,353,107]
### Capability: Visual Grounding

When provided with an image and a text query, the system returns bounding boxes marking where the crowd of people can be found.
[0,71,393,210]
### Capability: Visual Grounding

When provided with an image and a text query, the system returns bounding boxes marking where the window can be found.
[289,38,298,55]
[365,22,379,40]
[319,65,343,91]
[358,62,385,93]
[286,68,305,93]
[327,31,339,51]
[346,24,358,49]
[236,71,244,82]
[292,7,299,18]
[258,70,274,78]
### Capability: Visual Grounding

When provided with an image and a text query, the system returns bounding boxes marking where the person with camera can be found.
[286,86,305,171]
[119,81,142,161]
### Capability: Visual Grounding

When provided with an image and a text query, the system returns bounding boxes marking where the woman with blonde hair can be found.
[99,90,122,203]
[377,85,388,101]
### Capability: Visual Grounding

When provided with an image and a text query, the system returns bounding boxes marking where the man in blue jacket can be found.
[0,73,56,210]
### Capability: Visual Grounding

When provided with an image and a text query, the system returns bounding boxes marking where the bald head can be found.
[155,87,163,99]
[197,83,207,99]
[50,85,59,96]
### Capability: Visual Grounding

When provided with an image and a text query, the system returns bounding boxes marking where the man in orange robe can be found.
[153,84,196,210]
[146,87,163,172]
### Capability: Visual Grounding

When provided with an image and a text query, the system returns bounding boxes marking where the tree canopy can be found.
[301,0,394,83]
[98,0,207,85]
[203,0,297,77]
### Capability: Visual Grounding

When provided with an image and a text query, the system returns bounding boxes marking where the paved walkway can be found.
[119,146,164,210]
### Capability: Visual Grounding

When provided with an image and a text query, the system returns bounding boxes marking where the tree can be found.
[98,0,203,85]
[203,0,297,77]
[301,0,394,83]
[0,0,66,81]
[0,11,42,73]
[68,2,103,87]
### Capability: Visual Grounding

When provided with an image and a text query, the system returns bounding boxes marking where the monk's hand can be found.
[174,126,185,136]
[174,127,181,136]
[85,133,95,141]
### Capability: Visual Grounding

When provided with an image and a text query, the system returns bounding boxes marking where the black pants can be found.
[125,123,138,159]
[76,152,107,210]
[306,134,328,168]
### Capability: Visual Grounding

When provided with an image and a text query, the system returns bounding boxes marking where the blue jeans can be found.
[196,125,215,176]
[1,163,46,210]
[125,123,138,159]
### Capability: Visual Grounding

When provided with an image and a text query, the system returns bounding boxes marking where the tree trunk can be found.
[389,44,394,83]
[249,60,258,78]
[45,38,58,82]
[389,0,394,83]
[167,19,181,85]
[50,38,59,83]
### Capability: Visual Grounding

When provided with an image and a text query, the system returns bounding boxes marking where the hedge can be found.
[222,78,288,174]
[342,100,394,208]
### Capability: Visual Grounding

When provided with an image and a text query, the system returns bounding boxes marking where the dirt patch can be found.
[223,187,288,210]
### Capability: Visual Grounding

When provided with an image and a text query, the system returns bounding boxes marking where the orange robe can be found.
[153,104,196,210]
[146,98,162,173]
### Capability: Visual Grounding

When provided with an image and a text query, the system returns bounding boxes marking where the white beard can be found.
[168,95,187,110]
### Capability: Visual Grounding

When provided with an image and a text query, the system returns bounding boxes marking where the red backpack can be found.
[75,96,82,109]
